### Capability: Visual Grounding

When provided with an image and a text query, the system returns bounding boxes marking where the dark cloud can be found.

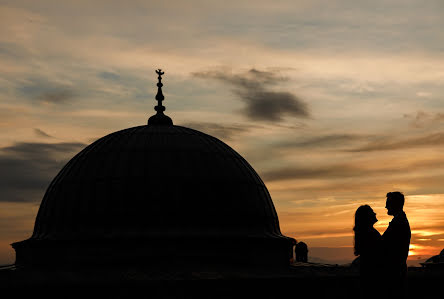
[98,71,121,81]
[37,89,74,104]
[192,68,309,122]
[239,90,308,121]
[262,163,366,181]
[19,79,75,104]
[33,128,53,138]
[194,68,285,90]
[180,122,254,141]
[349,132,444,152]
[0,142,85,202]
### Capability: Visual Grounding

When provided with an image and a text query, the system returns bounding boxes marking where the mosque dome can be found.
[31,124,283,241]
[12,70,294,269]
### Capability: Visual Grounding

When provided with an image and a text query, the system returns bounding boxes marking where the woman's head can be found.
[353,205,378,256]
[354,205,377,229]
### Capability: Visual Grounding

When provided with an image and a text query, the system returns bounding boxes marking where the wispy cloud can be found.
[261,155,444,194]
[37,89,74,104]
[263,163,362,181]
[0,142,85,202]
[19,78,75,104]
[349,132,444,152]
[404,110,444,128]
[33,128,53,138]
[180,122,254,141]
[276,134,370,149]
[192,68,309,122]
[98,71,121,81]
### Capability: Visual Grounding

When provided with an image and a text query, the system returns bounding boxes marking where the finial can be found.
[148,69,173,126]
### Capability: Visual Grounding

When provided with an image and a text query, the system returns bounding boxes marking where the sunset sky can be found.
[1,0,444,265]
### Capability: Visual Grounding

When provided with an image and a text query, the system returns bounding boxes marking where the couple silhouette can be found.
[354,192,411,299]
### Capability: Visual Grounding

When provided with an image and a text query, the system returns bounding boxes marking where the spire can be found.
[148,69,173,126]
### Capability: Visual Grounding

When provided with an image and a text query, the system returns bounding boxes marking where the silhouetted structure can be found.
[12,70,294,270]
[421,249,444,270]
[295,242,308,262]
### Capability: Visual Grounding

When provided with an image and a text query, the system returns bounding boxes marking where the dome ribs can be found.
[27,125,291,250]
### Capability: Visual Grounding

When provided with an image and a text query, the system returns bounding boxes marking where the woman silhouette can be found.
[354,205,382,298]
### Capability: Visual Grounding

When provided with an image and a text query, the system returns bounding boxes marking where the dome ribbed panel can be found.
[31,125,285,241]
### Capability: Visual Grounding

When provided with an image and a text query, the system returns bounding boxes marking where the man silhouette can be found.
[382,191,411,298]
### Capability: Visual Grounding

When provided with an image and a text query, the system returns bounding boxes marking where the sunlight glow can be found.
[408,244,418,256]
[411,230,442,237]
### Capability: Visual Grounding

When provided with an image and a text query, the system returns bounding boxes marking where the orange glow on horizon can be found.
[408,244,418,256]
[407,243,439,258]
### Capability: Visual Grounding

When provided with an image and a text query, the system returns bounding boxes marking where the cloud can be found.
[192,68,309,122]
[240,90,308,122]
[349,132,444,152]
[19,78,75,104]
[33,128,53,138]
[276,134,369,149]
[37,90,74,104]
[262,163,366,181]
[0,142,85,202]
[262,155,444,182]
[180,122,253,141]
[404,111,444,128]
[98,71,121,81]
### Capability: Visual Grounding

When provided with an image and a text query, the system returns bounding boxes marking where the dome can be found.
[12,70,294,269]
[31,125,282,241]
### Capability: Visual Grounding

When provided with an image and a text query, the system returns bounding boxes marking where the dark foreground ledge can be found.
[0,264,442,299]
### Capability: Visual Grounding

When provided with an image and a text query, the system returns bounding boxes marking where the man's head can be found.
[386,191,405,216]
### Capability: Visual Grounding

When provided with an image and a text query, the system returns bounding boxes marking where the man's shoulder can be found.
[400,212,410,223]
[393,211,409,222]
[391,212,411,233]
[386,213,408,229]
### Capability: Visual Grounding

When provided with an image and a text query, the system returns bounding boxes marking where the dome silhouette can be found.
[12,70,294,269]
[31,125,283,240]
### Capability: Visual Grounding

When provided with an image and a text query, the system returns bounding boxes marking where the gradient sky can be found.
[1,0,444,265]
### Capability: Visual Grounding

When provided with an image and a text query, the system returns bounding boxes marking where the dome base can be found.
[12,236,294,270]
